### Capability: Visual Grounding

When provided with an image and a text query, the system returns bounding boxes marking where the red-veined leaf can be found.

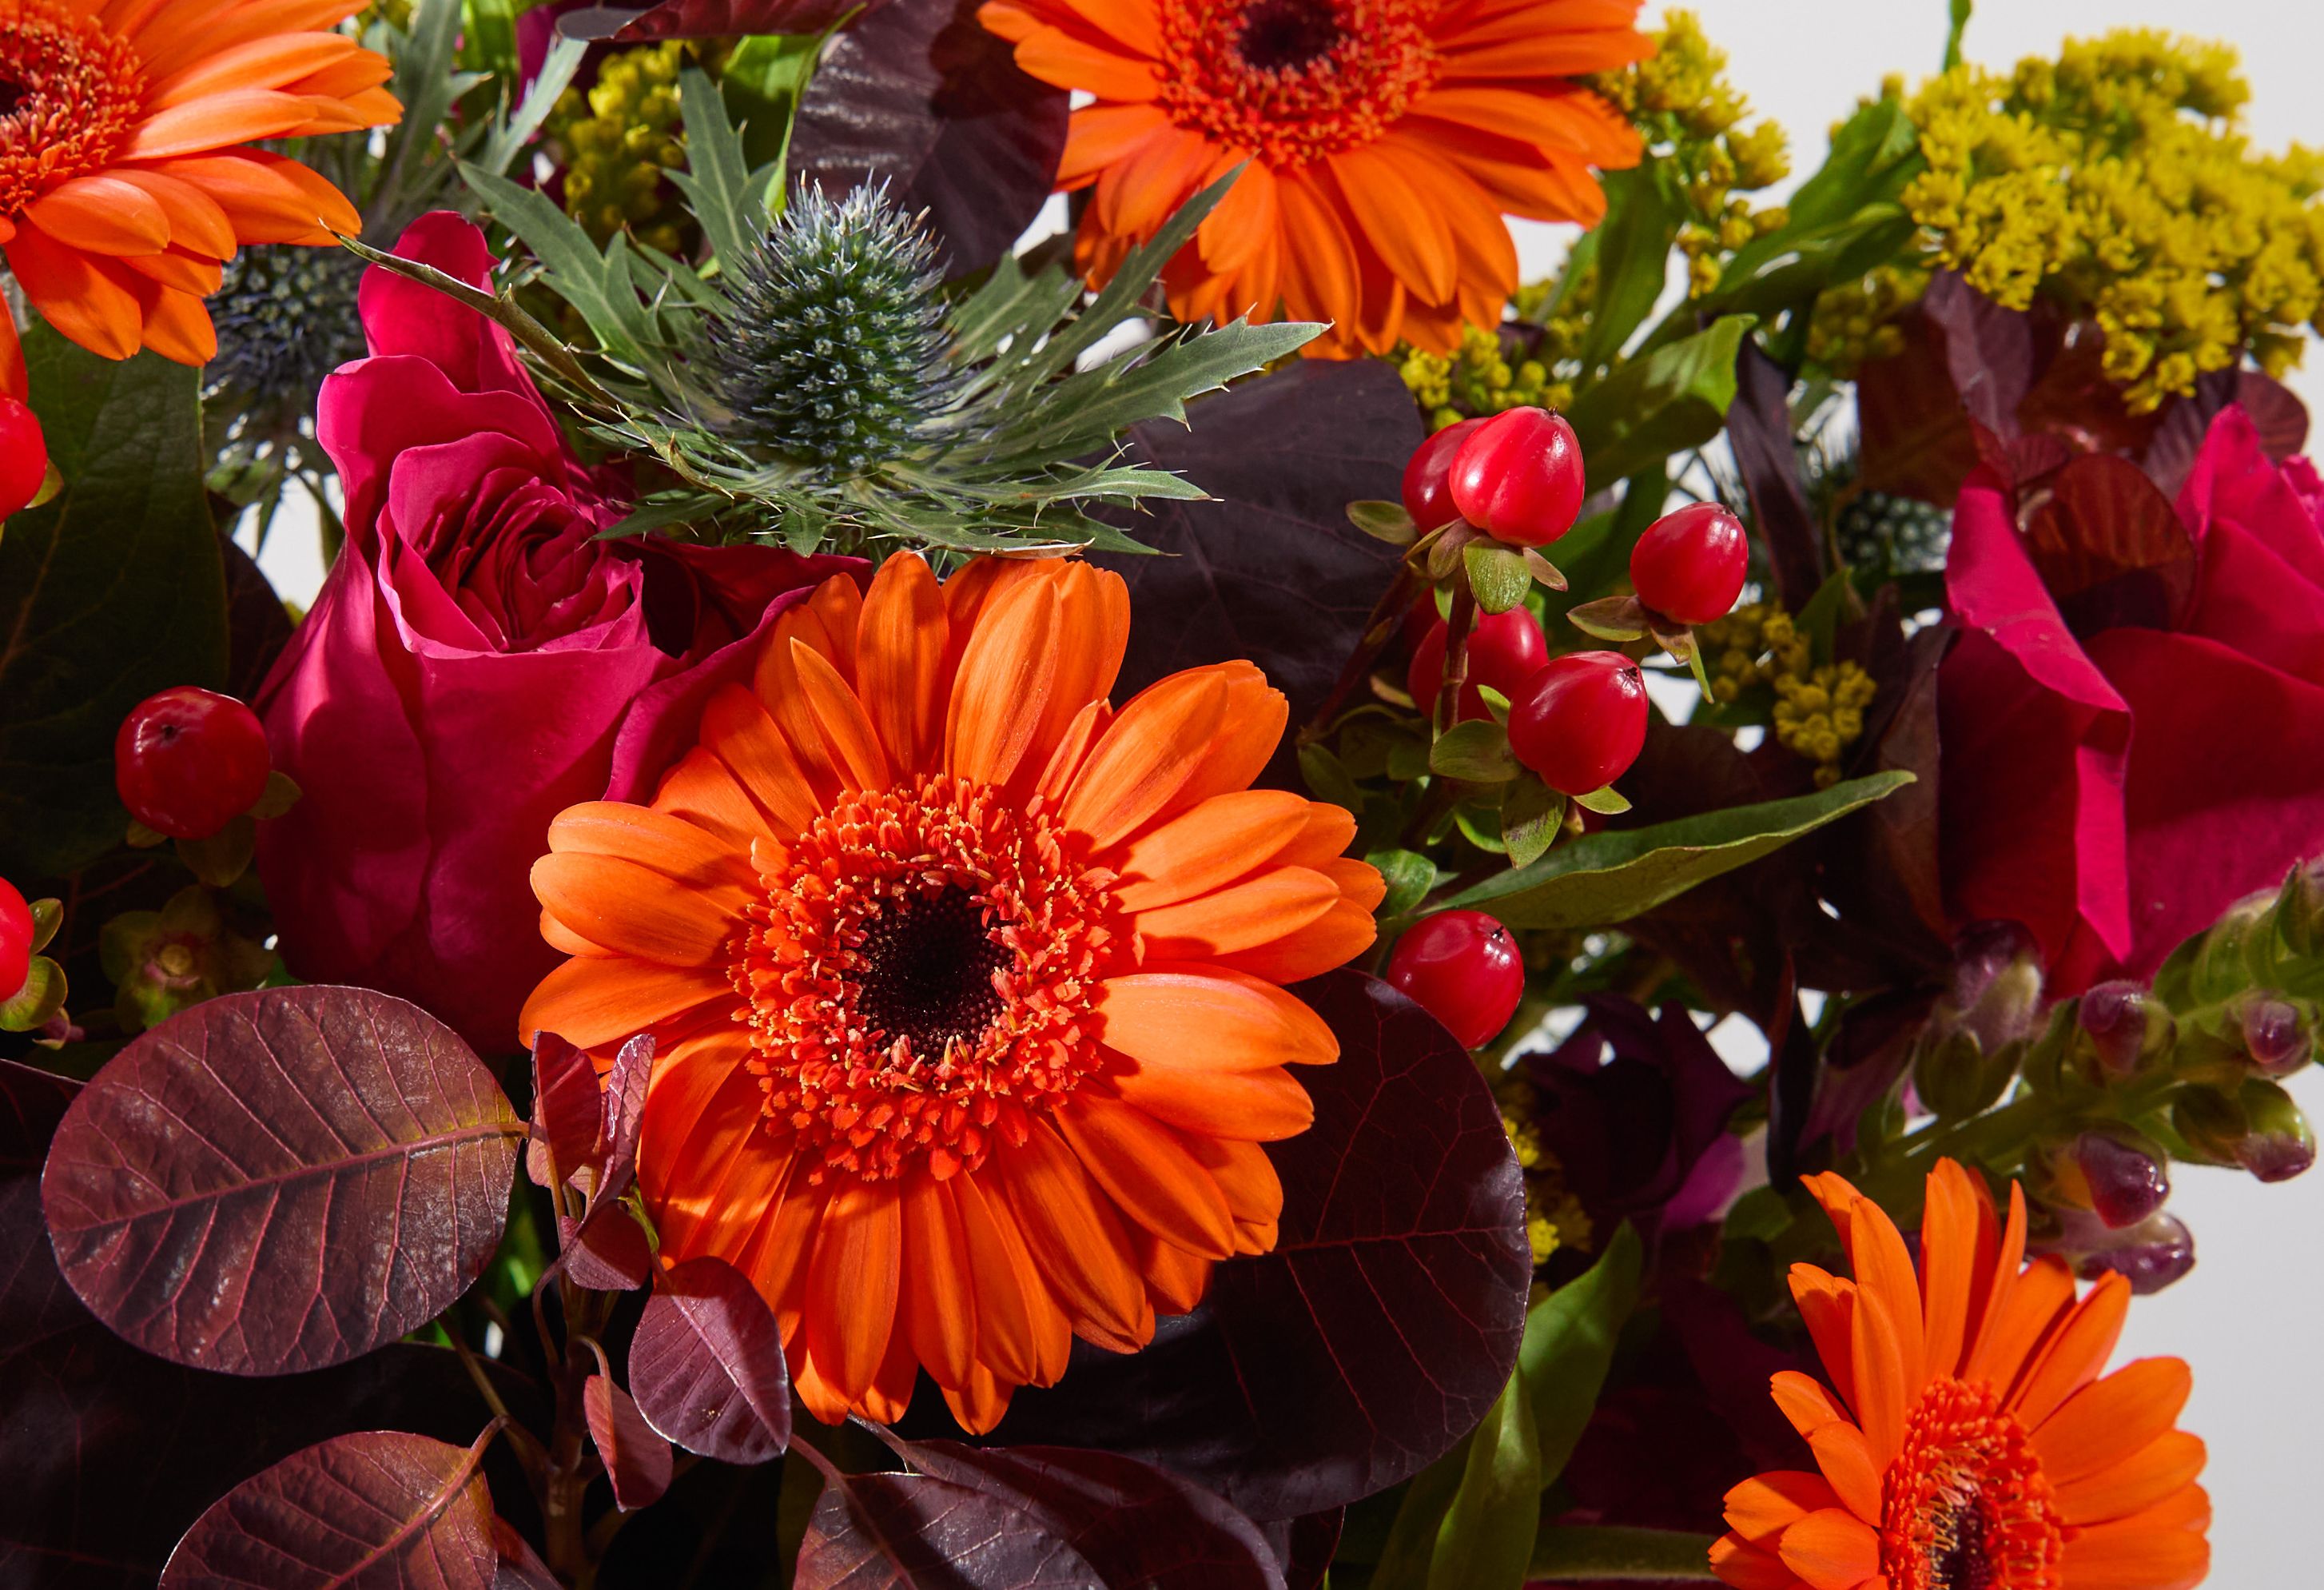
[585,1373,674,1512]
[158,1429,498,1588]
[558,0,880,41]
[527,1030,599,1193]
[794,1470,1102,1589]
[41,986,523,1374]
[631,1256,793,1464]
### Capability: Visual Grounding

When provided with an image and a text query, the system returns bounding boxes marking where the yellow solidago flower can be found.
[1898,29,2324,409]
[1703,604,1878,787]
[547,42,695,255]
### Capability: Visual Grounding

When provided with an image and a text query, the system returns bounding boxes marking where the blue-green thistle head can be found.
[205,245,369,408]
[702,183,954,476]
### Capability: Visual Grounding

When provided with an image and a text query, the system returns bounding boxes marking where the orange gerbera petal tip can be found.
[0,0,399,373]
[977,0,1652,356]
[522,553,1380,1433]
[1712,1160,2211,1590]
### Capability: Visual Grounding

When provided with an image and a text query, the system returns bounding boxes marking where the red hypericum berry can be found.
[1406,607,1550,720]
[0,396,46,520]
[1386,909,1526,1049]
[1447,406,1586,548]
[1401,416,1488,532]
[114,687,273,840]
[1630,502,1749,624]
[0,878,32,1000]
[1508,652,1649,795]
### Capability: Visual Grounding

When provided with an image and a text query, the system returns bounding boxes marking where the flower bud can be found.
[2185,888,2278,1004]
[2071,980,2175,1082]
[2064,1210,2198,1296]
[2039,1125,2171,1229]
[1948,920,2046,1054]
[2175,1078,2318,1183]
[2278,857,2324,958]
[1912,1026,2017,1121]
[2232,991,2315,1077]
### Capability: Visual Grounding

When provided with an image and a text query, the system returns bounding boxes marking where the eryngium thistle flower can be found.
[702,185,953,476]
[205,245,369,408]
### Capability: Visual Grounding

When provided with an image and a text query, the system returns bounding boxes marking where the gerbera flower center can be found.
[736,774,1124,1186]
[1880,1379,2065,1590]
[1156,0,1443,168]
[0,0,147,219]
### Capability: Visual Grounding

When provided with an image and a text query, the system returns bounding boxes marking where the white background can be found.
[247,5,2322,1575]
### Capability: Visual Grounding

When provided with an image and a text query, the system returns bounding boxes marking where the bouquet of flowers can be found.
[2,0,2318,1584]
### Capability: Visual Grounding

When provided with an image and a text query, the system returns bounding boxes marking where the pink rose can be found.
[1940,404,2324,993]
[256,213,851,1049]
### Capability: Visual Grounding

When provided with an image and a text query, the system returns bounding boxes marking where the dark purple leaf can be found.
[596,1032,653,1201]
[1,1062,532,1588]
[795,1470,1102,1589]
[2022,452,2197,632]
[1725,341,1822,609]
[492,1519,562,1590]
[586,1373,674,1511]
[527,1030,600,1192]
[159,1429,498,1588]
[221,531,294,703]
[789,0,1068,276]
[561,1201,655,1291]
[41,986,523,1374]
[551,1032,655,1291]
[558,0,879,41]
[1856,310,1981,506]
[1259,1511,1341,1590]
[2143,369,2312,498]
[1924,270,2044,438]
[994,969,1530,1519]
[631,1256,792,1464]
[1095,360,1419,788]
[902,1441,1285,1588]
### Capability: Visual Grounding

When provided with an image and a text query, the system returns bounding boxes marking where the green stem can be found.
[1528,1526,1721,1581]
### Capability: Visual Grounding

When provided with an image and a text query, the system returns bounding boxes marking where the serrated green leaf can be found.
[1447,771,1914,928]
[1431,720,1520,784]
[670,67,765,271]
[1567,316,1757,487]
[1369,849,1439,918]
[0,327,229,878]
[476,33,584,178]
[459,161,655,368]
[1522,1223,1642,1485]
[1501,775,1564,869]
[988,319,1319,464]
[1464,541,1533,614]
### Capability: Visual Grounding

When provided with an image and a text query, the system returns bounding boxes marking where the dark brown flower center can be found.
[853,885,1011,1061]
[1237,0,1343,70]
[1880,1379,2063,1590]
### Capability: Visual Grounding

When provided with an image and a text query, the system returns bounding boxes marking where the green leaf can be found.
[475,33,584,178]
[1945,0,1975,70]
[1369,849,1439,919]
[0,328,229,878]
[1566,317,1756,488]
[1573,786,1632,815]
[1349,499,1419,544]
[1427,1369,1543,1590]
[1430,721,1520,784]
[1579,163,1683,370]
[1446,771,1914,929]
[987,319,1318,464]
[1501,775,1564,870]
[668,66,770,272]
[1529,1526,1721,1582]
[1760,96,1924,242]
[1522,1223,1642,1485]
[721,32,826,170]
[1369,1438,1474,1590]
[1465,541,1534,615]
[457,0,519,78]
[1299,743,1365,811]
[459,161,655,368]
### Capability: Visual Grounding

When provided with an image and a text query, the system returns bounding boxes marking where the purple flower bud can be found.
[2280,857,2324,958]
[2234,1079,2316,1183]
[2235,993,2314,1077]
[1948,920,2044,1053]
[2071,1212,2197,1296]
[2076,980,2173,1079]
[2070,1129,2170,1228]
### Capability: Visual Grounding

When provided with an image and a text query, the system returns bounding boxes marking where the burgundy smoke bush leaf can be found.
[994,970,1530,1518]
[585,1373,675,1511]
[2021,452,2198,632]
[794,1471,1103,1588]
[1725,341,1823,609]
[528,1030,600,1192]
[1856,310,1982,506]
[1098,361,1418,787]
[2,1062,531,1586]
[551,1032,656,1290]
[631,1256,792,1464]
[492,1519,563,1590]
[902,1441,1286,1588]
[561,1201,655,1291]
[1261,1511,1343,1590]
[41,986,523,1374]
[159,1429,499,1588]
[2144,366,2312,497]
[1924,269,2043,438]
[557,0,881,42]
[597,1032,653,1200]
[789,0,1068,275]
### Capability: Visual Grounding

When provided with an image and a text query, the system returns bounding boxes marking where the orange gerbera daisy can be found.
[1712,1161,2209,1590]
[0,0,398,373]
[976,0,1650,356]
[520,555,1383,1433]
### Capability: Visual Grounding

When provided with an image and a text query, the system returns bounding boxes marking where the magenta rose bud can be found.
[256,213,852,1051]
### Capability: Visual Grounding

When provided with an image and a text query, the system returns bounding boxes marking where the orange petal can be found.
[802,1178,903,1402]
[899,1170,977,1391]
[651,744,778,853]
[122,88,319,159]
[1807,1421,1882,1525]
[1186,1134,1281,1253]
[2059,1506,2210,1590]
[1058,102,1175,190]
[1709,1533,1798,1590]
[1110,1058,1315,1140]
[2031,1357,2192,1484]
[1270,799,1359,869]
[1323,145,1457,303]
[804,574,864,681]
[2054,1431,2207,1528]
[115,245,223,295]
[1132,867,1342,959]
[1806,1174,1925,1400]
[1776,1508,1880,1590]
[1200,157,1279,276]
[146,32,362,108]
[1128,1226,1212,1315]
[549,802,759,893]
[1968,1251,2077,1397]
[135,281,217,365]
[1027,563,1130,785]
[1214,899,1379,985]
[698,683,823,836]
[1917,1159,1995,1381]
[1033,698,1112,806]
[1152,663,1287,823]
[855,552,948,772]
[950,1169,1054,1387]
[1771,1369,1847,1439]
[1723,1470,1840,1546]
[2008,1271,2130,1429]
[1095,966,1338,1071]
[638,1033,782,1253]
[1788,1265,1858,1415]
[1055,1095,1236,1260]
[1011,22,1160,102]
[1108,790,1313,909]
[1059,669,1229,848]
[26,174,172,255]
[940,1362,1014,1437]
[531,851,744,966]
[1847,1278,1910,1467]
[790,641,890,792]
[1273,169,1360,330]
[994,1121,1152,1353]
[7,225,144,360]
[945,576,1061,788]
[519,956,731,1049]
